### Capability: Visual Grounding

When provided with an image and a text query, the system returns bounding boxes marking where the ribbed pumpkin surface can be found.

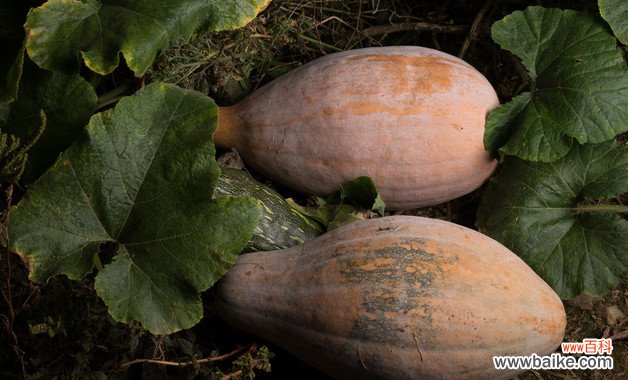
[215,46,499,209]
[215,216,566,380]
[214,168,323,251]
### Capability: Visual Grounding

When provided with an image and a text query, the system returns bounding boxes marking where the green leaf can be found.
[25,0,270,76]
[327,176,386,217]
[9,83,260,333]
[487,6,628,161]
[599,0,628,44]
[326,206,367,231]
[1,60,97,184]
[286,197,331,227]
[0,1,30,103]
[95,196,257,333]
[477,142,628,299]
[288,176,386,231]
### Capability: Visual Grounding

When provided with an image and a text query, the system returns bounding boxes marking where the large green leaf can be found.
[0,1,30,103]
[477,142,628,299]
[2,60,97,184]
[25,0,270,76]
[486,6,628,161]
[599,0,628,44]
[9,83,260,334]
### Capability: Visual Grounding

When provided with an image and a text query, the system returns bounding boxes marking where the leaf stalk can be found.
[575,204,628,214]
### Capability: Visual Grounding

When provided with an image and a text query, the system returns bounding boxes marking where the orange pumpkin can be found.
[215,216,566,379]
[215,47,499,209]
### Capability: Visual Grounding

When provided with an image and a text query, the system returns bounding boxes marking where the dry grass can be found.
[147,0,476,104]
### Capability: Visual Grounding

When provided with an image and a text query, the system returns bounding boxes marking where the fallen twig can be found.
[458,0,493,59]
[611,330,628,341]
[121,344,252,368]
[363,22,469,37]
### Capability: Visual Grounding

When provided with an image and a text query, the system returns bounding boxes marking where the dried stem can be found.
[363,22,469,37]
[611,331,628,341]
[219,343,263,380]
[458,0,493,59]
[121,344,252,368]
[1,184,26,377]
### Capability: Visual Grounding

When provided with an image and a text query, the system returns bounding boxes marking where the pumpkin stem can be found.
[215,106,241,148]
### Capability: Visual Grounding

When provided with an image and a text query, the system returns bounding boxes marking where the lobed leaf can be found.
[599,0,628,44]
[477,142,628,299]
[487,6,628,161]
[9,83,260,333]
[24,0,271,76]
[1,60,97,184]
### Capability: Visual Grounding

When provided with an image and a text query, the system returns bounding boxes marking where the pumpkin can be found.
[215,216,566,380]
[214,168,323,251]
[215,46,499,210]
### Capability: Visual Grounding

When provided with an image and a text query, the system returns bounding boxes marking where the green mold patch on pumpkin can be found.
[340,239,458,347]
[339,239,457,289]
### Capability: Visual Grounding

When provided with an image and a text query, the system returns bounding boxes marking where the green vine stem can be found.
[93,254,104,271]
[95,83,134,112]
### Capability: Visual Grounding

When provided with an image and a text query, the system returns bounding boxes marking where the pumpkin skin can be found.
[214,168,323,251]
[215,46,499,209]
[215,216,566,380]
